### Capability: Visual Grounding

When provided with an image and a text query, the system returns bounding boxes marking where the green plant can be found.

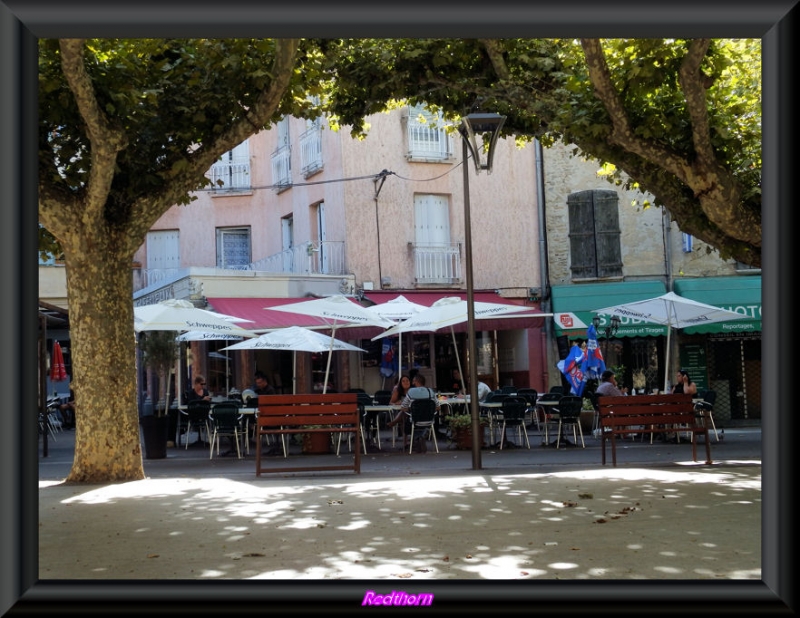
[138,331,179,417]
[446,414,485,429]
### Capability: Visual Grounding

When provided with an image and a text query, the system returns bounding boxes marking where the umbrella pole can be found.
[663,324,672,393]
[293,351,297,394]
[451,326,467,395]
[398,332,403,380]
[322,325,337,394]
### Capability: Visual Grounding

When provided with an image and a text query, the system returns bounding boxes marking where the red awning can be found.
[205,297,385,341]
[362,290,547,333]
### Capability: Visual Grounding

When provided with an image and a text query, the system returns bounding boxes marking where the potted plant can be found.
[446,414,487,450]
[138,330,178,459]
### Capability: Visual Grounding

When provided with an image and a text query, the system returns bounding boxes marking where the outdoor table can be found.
[364,404,401,447]
[536,400,561,445]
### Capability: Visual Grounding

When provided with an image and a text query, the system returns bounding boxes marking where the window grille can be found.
[216,227,251,269]
[407,104,453,161]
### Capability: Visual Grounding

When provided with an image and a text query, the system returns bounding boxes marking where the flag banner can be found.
[380,337,398,378]
[581,324,606,380]
[561,342,587,397]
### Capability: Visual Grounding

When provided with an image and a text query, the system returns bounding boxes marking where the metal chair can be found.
[498,396,531,449]
[373,390,392,405]
[184,400,211,449]
[407,398,439,454]
[207,403,245,459]
[516,388,539,429]
[480,391,508,444]
[536,392,562,443]
[554,395,585,448]
[694,389,719,441]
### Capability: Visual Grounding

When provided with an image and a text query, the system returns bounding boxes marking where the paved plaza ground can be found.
[29,422,768,612]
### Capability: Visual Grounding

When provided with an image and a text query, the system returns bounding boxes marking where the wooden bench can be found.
[256,393,361,475]
[597,393,712,467]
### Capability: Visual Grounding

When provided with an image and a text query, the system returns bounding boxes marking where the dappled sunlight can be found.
[40,465,761,581]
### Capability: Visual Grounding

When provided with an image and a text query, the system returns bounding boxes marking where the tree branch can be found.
[678,39,716,165]
[59,39,128,218]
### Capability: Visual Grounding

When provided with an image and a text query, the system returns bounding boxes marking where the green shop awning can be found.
[673,276,761,334]
[551,281,668,339]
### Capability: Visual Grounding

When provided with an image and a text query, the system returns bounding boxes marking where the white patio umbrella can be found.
[175,330,244,398]
[221,325,365,394]
[135,300,255,410]
[266,296,394,393]
[372,297,544,394]
[366,294,427,384]
[134,299,257,337]
[592,291,746,392]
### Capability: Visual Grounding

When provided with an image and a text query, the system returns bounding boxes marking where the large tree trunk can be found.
[63,235,144,483]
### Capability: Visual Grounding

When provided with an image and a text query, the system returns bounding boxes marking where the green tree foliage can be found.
[320,38,761,267]
[38,38,308,482]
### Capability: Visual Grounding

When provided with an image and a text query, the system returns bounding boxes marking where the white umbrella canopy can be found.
[372,297,545,393]
[373,297,537,339]
[266,296,393,393]
[221,325,365,353]
[592,291,746,391]
[135,300,255,406]
[221,326,365,394]
[366,294,427,381]
[134,299,257,337]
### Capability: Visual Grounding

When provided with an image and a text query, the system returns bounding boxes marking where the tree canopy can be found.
[38,38,761,482]
[320,38,761,267]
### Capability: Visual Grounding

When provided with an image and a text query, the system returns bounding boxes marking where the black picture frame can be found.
[5,2,794,614]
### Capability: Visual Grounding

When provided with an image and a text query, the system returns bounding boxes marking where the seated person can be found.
[390,375,411,405]
[595,370,624,397]
[254,371,276,396]
[476,380,492,403]
[387,374,440,429]
[59,382,76,429]
[187,375,211,402]
[672,369,698,396]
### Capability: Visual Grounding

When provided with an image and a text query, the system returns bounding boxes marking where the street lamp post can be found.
[458,112,506,471]
[592,315,621,360]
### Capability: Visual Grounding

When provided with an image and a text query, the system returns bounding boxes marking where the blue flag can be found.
[561,342,587,397]
[581,324,606,380]
[379,337,398,378]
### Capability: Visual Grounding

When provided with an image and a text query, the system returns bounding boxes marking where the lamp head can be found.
[458,112,506,174]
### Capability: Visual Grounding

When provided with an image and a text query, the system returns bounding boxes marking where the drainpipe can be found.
[662,205,673,291]
[535,139,552,391]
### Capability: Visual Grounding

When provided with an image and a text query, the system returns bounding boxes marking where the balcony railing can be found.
[133,242,347,294]
[413,243,462,284]
[209,161,250,191]
[407,121,454,161]
[248,241,346,275]
[271,145,292,190]
[299,125,323,177]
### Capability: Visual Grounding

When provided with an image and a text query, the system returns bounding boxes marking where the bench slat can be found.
[597,394,711,467]
[255,393,361,475]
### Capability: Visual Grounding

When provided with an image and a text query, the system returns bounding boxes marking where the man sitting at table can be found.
[387,374,442,446]
[595,369,626,397]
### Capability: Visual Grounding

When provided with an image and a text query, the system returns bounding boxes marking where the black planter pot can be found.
[140,414,169,459]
